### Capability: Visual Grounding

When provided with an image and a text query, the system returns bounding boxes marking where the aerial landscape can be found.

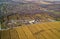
[0,0,60,39]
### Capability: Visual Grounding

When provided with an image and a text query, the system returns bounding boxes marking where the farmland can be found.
[0,0,60,39]
[0,2,60,29]
[0,22,60,39]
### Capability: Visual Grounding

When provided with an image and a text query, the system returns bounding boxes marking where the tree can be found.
[0,3,8,29]
[0,10,5,29]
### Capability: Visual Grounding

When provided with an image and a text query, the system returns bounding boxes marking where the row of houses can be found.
[7,19,41,28]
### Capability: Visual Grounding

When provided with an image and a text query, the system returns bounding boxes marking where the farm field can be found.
[0,0,60,39]
[0,22,60,39]
[0,2,60,29]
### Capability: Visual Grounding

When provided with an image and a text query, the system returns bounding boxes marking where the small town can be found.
[0,0,60,39]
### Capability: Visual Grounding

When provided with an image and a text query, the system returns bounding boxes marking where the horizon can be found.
[12,0,60,1]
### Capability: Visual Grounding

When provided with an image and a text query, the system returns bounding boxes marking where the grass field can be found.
[48,10,60,14]
[0,22,60,39]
